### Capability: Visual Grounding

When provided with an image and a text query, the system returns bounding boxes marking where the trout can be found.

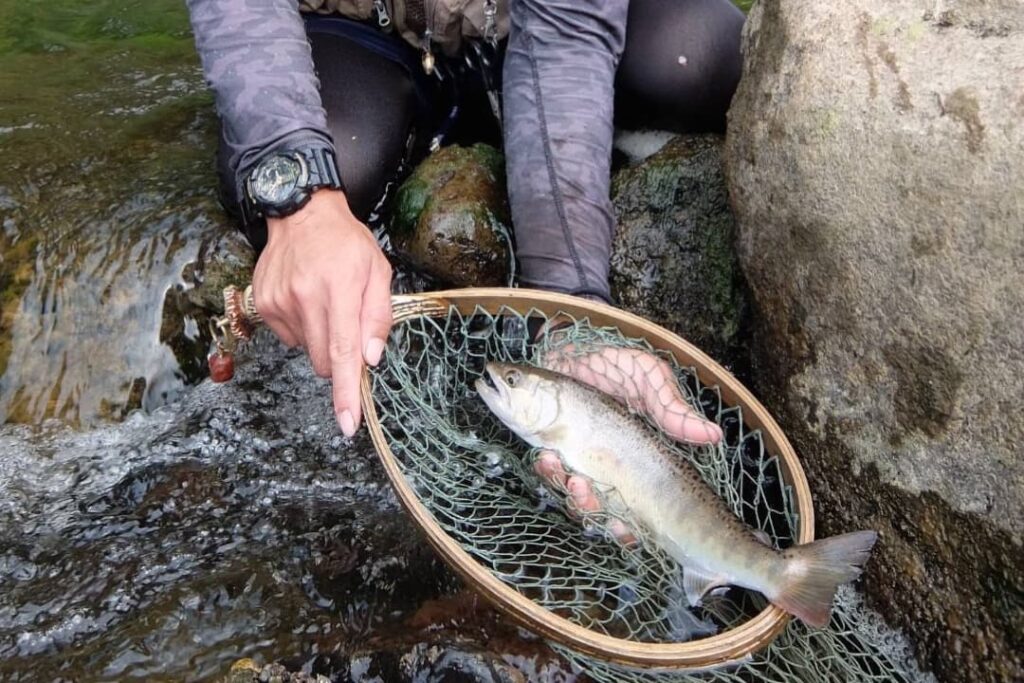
[475,362,877,627]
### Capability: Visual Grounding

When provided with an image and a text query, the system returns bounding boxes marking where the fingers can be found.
[534,450,569,489]
[567,476,637,545]
[607,520,637,546]
[636,357,723,445]
[252,263,303,349]
[327,295,363,438]
[566,475,601,514]
[535,452,636,546]
[360,256,393,368]
[301,306,331,378]
[656,404,724,445]
[543,346,644,411]
[545,345,723,446]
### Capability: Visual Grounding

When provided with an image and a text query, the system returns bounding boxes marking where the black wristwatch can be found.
[241,145,344,223]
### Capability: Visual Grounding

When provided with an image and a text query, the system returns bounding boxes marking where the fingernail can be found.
[365,338,385,367]
[338,410,356,437]
[709,423,724,443]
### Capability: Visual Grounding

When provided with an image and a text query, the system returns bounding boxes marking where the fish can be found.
[474,361,878,628]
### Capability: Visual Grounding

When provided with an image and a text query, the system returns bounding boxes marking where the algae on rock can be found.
[390,144,512,288]
[610,135,747,367]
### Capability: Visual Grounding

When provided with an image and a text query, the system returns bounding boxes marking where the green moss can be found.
[389,145,510,287]
[391,177,432,238]
[470,142,506,181]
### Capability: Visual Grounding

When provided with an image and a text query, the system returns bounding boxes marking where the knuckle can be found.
[290,278,319,303]
[268,293,290,316]
[328,336,356,364]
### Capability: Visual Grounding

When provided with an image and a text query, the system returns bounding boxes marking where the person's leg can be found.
[218,17,427,251]
[502,0,630,304]
[615,0,745,133]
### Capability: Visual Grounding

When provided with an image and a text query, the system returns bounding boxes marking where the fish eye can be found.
[504,370,520,387]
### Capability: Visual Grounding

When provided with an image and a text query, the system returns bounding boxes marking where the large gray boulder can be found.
[724,2,1023,681]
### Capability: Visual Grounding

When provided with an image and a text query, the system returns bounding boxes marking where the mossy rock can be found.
[160,230,254,386]
[610,135,748,366]
[390,144,511,287]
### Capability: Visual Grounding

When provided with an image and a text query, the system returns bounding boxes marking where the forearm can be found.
[503,0,628,303]
[187,0,334,192]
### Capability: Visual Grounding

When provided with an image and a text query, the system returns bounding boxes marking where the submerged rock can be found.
[222,660,329,683]
[724,2,1024,680]
[610,135,747,367]
[160,229,255,386]
[389,144,512,288]
[224,590,574,683]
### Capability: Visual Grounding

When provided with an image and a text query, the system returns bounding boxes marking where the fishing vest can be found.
[300,1,509,64]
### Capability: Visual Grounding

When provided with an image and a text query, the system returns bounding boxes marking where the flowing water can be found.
[0,0,226,426]
[0,339,566,681]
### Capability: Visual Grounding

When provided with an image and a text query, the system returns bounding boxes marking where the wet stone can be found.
[609,135,748,369]
[389,144,512,288]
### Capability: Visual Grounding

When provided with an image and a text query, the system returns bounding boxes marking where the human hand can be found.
[252,189,393,436]
[541,344,724,445]
[534,339,724,544]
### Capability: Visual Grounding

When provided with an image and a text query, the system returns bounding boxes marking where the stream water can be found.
[0,338,573,681]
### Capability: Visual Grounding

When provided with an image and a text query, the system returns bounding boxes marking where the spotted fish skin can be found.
[475,361,878,627]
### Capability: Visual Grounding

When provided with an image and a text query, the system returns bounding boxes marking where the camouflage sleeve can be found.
[502,0,629,304]
[186,0,334,192]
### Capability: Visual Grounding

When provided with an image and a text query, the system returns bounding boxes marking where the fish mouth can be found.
[475,363,511,416]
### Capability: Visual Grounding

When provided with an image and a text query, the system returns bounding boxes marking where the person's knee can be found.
[306,23,420,220]
[616,0,745,132]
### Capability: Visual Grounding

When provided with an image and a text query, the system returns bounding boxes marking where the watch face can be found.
[251,154,304,205]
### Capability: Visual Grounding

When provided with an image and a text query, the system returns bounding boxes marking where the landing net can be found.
[369,305,931,681]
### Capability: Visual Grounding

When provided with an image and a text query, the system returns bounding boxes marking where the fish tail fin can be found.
[769,530,878,628]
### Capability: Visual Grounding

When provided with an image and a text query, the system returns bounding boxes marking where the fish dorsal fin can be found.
[752,529,773,547]
[682,565,729,606]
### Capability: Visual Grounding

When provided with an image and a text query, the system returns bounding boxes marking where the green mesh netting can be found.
[370,304,931,682]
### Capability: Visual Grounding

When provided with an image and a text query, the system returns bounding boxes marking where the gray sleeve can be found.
[502,0,629,303]
[186,0,335,191]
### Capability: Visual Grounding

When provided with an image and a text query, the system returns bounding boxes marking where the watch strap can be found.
[300,145,345,195]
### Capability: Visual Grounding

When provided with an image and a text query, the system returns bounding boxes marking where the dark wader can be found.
[217,0,745,303]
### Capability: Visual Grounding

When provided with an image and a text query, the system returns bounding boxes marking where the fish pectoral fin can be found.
[752,529,774,547]
[682,565,730,606]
